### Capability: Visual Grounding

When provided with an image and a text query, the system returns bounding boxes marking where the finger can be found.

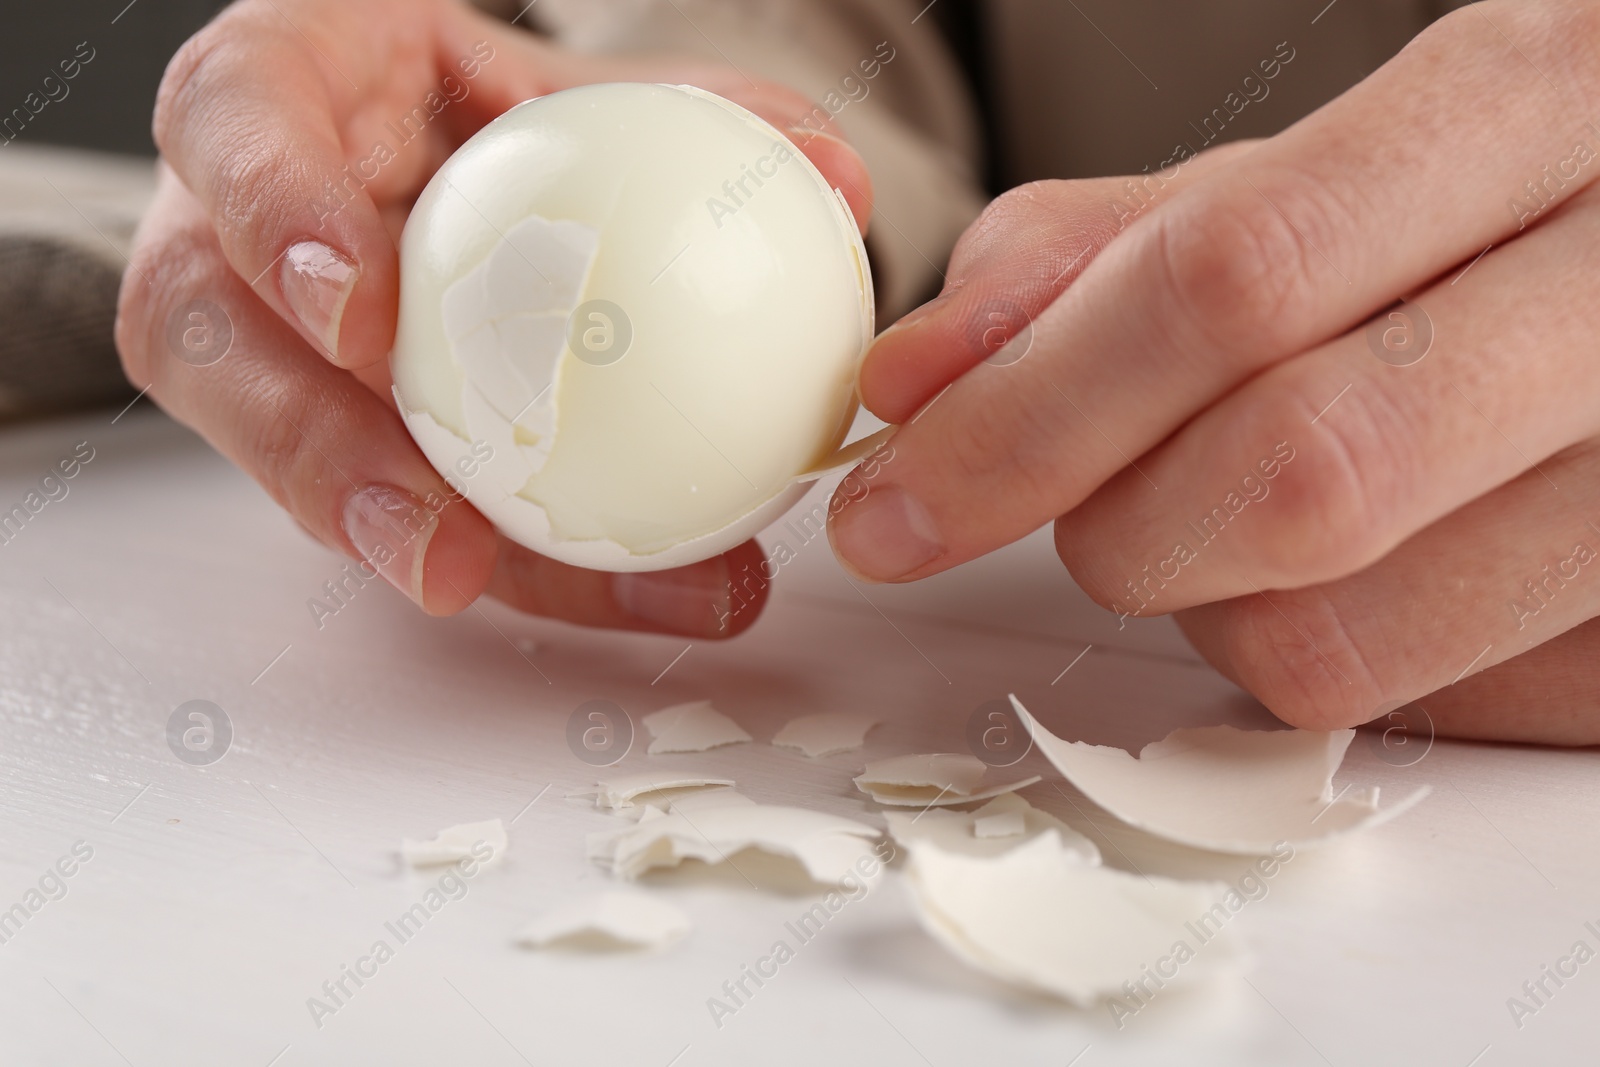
[1402,617,1600,746]
[1059,185,1600,612]
[486,537,772,638]
[153,0,412,370]
[782,126,873,236]
[1170,436,1600,737]
[829,3,1600,583]
[121,170,782,635]
[118,169,493,614]
[455,11,874,231]
[859,141,1257,424]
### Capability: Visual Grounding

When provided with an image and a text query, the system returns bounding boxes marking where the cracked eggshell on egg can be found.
[391,82,875,572]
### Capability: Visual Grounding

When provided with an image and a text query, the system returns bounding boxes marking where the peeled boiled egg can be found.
[390,82,878,572]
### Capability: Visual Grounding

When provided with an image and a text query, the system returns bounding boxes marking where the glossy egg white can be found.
[390,82,876,572]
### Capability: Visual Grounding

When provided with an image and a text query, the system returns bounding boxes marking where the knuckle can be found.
[958,181,1064,260]
[960,179,1088,262]
[113,253,161,388]
[209,150,301,262]
[1531,2,1600,91]
[1419,3,1600,100]
[1052,515,1126,613]
[1245,378,1413,584]
[152,19,232,155]
[1215,586,1381,731]
[1151,179,1328,364]
[113,230,200,390]
[153,10,304,260]
[936,385,1067,504]
[113,214,229,390]
[980,181,1057,223]
[239,374,338,510]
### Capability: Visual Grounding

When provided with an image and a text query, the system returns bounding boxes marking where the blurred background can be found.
[0,0,226,422]
[0,0,224,156]
[0,0,1427,425]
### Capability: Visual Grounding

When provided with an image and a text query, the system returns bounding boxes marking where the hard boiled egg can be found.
[390,82,879,572]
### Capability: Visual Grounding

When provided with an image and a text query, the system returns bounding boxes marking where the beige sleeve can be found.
[524,0,988,321]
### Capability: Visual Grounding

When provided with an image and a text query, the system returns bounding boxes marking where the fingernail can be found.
[342,485,438,608]
[281,240,358,361]
[829,485,943,581]
[613,558,732,635]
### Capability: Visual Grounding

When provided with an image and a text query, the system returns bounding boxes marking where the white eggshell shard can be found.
[400,819,508,867]
[515,890,690,951]
[883,792,1101,864]
[771,712,879,758]
[973,809,1027,838]
[642,699,752,754]
[581,771,737,811]
[1011,695,1429,853]
[854,752,1040,807]
[857,753,989,795]
[903,832,1246,1006]
[391,82,875,571]
[590,804,881,884]
[666,788,756,814]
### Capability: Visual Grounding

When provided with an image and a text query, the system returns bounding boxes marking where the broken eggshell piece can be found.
[883,792,1100,863]
[589,803,881,885]
[857,753,987,796]
[515,890,690,951]
[854,752,1040,807]
[580,771,737,811]
[390,81,880,572]
[643,700,752,754]
[903,831,1246,1007]
[1011,695,1429,854]
[665,788,756,813]
[400,819,508,867]
[772,712,880,758]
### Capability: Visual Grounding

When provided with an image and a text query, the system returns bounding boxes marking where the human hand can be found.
[115,0,872,639]
[829,3,1600,744]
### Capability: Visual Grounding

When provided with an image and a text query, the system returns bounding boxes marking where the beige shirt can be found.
[520,0,1469,320]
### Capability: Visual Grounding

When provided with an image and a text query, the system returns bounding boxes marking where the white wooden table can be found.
[0,408,1594,1067]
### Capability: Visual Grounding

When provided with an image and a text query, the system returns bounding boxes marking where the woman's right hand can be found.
[115,0,873,639]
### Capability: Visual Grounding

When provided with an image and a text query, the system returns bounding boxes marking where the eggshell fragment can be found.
[515,890,690,951]
[1011,695,1428,853]
[581,772,736,811]
[401,819,508,867]
[855,753,1040,807]
[903,832,1245,1006]
[666,788,755,813]
[972,808,1027,839]
[643,700,752,754]
[772,712,879,757]
[883,793,1099,863]
[857,754,987,795]
[589,804,881,884]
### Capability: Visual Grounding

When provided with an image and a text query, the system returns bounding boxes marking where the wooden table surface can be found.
[0,408,1594,1067]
